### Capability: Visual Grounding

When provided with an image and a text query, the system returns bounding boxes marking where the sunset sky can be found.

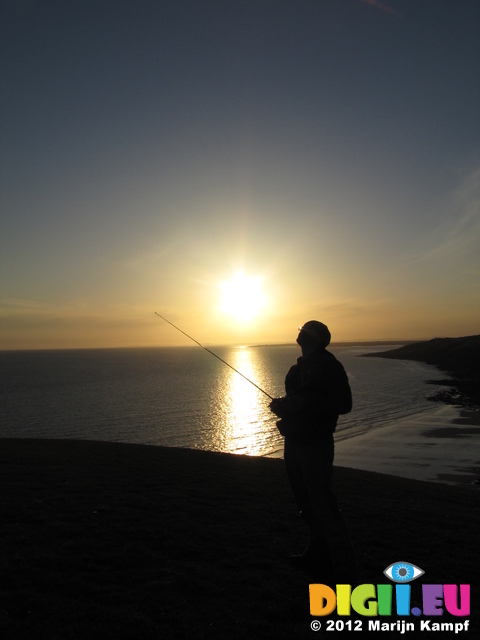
[1,0,479,349]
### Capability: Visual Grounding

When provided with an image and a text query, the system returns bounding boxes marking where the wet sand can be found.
[335,404,480,486]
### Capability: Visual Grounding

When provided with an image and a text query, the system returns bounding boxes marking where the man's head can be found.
[297,320,331,351]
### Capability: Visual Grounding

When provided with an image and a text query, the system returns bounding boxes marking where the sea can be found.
[0,344,451,457]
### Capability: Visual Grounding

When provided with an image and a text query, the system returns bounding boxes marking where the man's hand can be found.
[269,397,286,417]
[270,396,305,418]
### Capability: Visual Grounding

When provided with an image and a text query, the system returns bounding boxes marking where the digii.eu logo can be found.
[309,561,470,627]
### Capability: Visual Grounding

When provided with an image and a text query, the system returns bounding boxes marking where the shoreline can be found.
[266,403,480,487]
[361,335,480,408]
[347,335,480,486]
[2,402,479,489]
[334,403,480,487]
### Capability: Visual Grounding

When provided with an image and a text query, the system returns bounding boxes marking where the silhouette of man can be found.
[270,321,357,584]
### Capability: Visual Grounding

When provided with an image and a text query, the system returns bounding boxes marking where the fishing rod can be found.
[154,312,274,400]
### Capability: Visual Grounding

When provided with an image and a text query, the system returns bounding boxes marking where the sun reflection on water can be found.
[219,347,277,456]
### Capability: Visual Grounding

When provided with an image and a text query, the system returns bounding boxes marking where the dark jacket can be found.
[276,347,352,443]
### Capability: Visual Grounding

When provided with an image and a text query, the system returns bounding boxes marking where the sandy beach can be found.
[335,404,480,486]
[1,436,478,639]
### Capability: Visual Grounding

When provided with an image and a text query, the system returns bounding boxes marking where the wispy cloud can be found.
[360,0,403,19]
[403,165,480,271]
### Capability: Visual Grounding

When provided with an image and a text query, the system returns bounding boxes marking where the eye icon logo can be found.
[384,561,424,583]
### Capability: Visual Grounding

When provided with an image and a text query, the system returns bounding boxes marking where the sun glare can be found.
[219,271,267,323]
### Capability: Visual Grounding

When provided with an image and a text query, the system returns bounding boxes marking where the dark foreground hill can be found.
[1,439,478,639]
[362,335,480,407]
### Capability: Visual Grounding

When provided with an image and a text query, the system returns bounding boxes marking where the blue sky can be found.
[1,0,479,348]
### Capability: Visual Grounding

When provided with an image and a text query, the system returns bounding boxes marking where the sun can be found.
[219,271,267,323]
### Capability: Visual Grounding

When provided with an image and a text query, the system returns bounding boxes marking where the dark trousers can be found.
[284,435,356,571]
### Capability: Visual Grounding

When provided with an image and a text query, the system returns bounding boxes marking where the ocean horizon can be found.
[0,343,451,458]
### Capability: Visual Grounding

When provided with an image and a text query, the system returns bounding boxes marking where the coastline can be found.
[340,334,480,486]
[361,335,480,408]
